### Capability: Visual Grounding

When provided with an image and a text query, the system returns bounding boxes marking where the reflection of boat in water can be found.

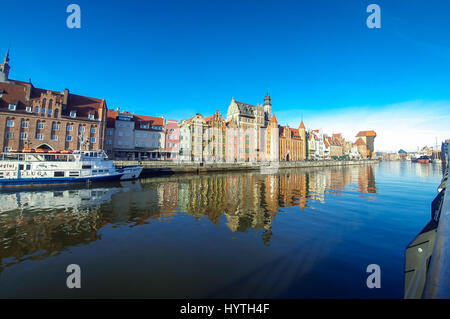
[0,181,142,213]
[0,149,142,188]
[417,155,432,164]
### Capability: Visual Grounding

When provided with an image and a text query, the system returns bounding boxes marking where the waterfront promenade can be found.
[114,159,380,176]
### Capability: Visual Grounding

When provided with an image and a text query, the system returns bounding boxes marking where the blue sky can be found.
[1,0,450,151]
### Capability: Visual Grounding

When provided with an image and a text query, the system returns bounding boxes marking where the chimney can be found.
[24,83,32,101]
[63,88,69,105]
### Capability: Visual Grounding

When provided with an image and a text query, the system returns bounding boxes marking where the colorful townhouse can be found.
[179,119,191,161]
[165,120,180,160]
[105,109,165,160]
[204,110,227,162]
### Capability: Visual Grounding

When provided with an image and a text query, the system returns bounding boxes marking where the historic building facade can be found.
[0,51,107,152]
[225,93,277,162]
[105,108,165,160]
[355,131,377,158]
[278,121,306,161]
[179,119,191,161]
[165,119,180,160]
[204,110,226,162]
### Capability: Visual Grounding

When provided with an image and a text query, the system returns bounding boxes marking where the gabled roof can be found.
[354,137,366,146]
[299,121,305,129]
[270,114,277,124]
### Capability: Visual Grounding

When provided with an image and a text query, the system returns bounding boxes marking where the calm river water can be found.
[0,161,443,298]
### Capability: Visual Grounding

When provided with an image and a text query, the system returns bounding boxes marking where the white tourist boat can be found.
[0,149,143,188]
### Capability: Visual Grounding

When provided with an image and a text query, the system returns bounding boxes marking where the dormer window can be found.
[26,106,32,113]
[70,111,77,118]
[8,104,16,111]
[140,124,150,129]
[88,114,95,120]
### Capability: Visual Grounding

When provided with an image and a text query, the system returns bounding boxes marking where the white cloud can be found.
[276,100,450,152]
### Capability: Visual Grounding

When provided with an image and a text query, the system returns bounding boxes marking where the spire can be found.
[0,48,11,82]
[4,49,9,63]
[299,120,305,129]
[270,114,277,124]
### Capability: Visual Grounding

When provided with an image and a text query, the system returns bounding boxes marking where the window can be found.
[35,107,39,114]
[3,147,12,152]
[20,133,27,140]
[52,124,60,131]
[79,126,85,132]
[125,132,130,137]
[8,104,16,111]
[6,120,14,127]
[91,127,97,133]
[6,132,13,139]
[54,171,65,177]
[41,108,46,115]
[21,121,29,128]
[107,130,113,136]
[136,132,140,138]
[70,111,77,118]
[88,114,95,120]
[26,106,32,113]
[140,124,149,129]
[66,136,72,142]
[66,125,73,131]
[90,137,96,143]
[118,141,123,145]
[118,131,123,137]
[69,171,79,177]
[37,123,45,129]
[48,109,53,116]
[82,165,92,169]
[107,140,112,145]
[36,133,43,140]
[51,135,58,141]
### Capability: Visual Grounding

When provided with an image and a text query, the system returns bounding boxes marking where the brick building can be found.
[355,130,377,158]
[279,121,306,161]
[0,51,107,152]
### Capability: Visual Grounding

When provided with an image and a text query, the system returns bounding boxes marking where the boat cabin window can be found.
[54,171,65,177]
[82,165,92,169]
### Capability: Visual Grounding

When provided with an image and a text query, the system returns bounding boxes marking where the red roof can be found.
[0,80,105,119]
[270,114,278,124]
[354,137,366,146]
[356,130,376,137]
[204,115,214,122]
[299,121,305,129]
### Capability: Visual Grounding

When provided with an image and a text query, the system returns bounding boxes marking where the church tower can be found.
[264,92,271,122]
[0,49,11,83]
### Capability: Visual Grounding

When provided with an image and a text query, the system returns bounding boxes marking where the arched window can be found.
[48,99,53,108]
[42,98,46,108]
[54,108,59,118]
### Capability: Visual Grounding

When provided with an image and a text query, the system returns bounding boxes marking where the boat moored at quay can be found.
[0,149,143,188]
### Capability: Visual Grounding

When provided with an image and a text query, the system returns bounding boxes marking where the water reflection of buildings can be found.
[0,164,378,270]
[0,185,125,269]
[166,164,378,243]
